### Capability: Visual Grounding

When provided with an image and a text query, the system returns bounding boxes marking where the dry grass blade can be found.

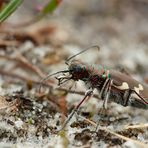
[0,53,47,79]
[0,40,20,48]
[79,115,148,147]
[0,23,55,45]
[15,51,45,78]
[0,69,35,82]
[108,130,148,148]
[125,123,148,129]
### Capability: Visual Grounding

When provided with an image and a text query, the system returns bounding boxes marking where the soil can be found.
[0,0,148,147]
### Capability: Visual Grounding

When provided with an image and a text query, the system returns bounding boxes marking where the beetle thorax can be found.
[68,61,107,82]
[68,61,90,81]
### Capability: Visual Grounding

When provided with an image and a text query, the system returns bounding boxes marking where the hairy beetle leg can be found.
[99,78,110,100]
[122,88,148,109]
[58,89,93,131]
[95,79,113,131]
[102,79,113,109]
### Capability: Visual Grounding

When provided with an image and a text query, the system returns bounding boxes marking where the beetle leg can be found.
[55,75,72,86]
[129,89,148,109]
[59,89,94,131]
[102,79,113,109]
[95,79,113,132]
[123,89,132,106]
[123,89,148,109]
[99,78,110,99]
[131,89,148,104]
[99,78,112,109]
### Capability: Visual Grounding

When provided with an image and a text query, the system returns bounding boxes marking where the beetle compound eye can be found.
[75,66,81,72]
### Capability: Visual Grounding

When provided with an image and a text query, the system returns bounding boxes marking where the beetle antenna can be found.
[65,45,100,65]
[38,70,70,92]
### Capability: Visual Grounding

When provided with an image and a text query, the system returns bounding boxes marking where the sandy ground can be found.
[0,0,148,147]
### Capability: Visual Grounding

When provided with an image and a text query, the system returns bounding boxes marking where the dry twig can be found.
[0,53,47,79]
[79,115,148,148]
[125,123,148,130]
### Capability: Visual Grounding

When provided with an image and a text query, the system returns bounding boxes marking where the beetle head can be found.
[39,45,100,91]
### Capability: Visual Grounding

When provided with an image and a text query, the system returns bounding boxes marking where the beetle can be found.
[39,45,148,129]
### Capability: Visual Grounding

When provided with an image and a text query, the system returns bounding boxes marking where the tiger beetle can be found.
[39,45,148,130]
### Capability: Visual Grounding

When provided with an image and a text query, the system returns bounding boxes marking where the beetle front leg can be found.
[59,89,94,131]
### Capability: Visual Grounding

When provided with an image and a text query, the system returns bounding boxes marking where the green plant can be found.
[0,0,62,23]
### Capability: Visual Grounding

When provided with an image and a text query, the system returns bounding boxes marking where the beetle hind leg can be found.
[123,89,148,109]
